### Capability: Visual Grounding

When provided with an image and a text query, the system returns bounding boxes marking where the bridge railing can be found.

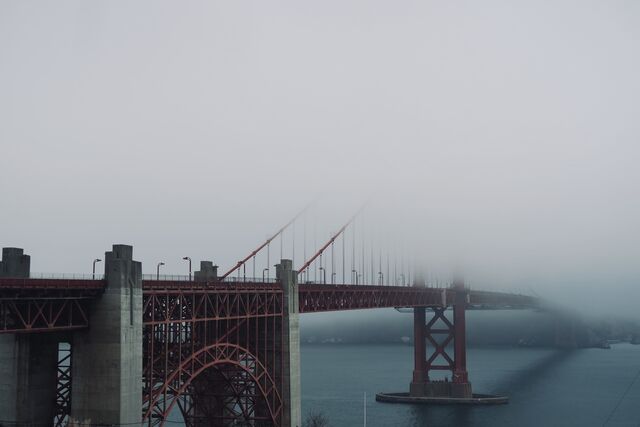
[142,274,191,281]
[28,272,105,280]
[221,276,278,284]
[141,275,279,283]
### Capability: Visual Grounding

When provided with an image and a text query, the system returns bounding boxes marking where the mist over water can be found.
[2,1,638,320]
[1,2,640,427]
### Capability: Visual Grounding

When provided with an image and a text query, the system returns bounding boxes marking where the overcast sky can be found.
[1,1,638,316]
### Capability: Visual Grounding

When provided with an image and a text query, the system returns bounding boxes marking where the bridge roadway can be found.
[0,277,535,334]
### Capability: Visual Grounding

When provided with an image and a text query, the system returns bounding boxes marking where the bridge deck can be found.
[0,278,537,333]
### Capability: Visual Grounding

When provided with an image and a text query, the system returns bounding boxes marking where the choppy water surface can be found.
[301,344,640,427]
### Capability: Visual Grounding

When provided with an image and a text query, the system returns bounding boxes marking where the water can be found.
[301,343,640,427]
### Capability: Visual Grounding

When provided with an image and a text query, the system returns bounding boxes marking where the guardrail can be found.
[28,273,105,280]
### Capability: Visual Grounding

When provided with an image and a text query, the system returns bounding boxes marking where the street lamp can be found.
[378,271,384,285]
[157,262,165,280]
[319,266,326,284]
[182,257,192,281]
[92,258,102,280]
[352,269,358,285]
[262,268,269,282]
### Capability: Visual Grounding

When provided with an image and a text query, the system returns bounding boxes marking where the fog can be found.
[1,1,638,317]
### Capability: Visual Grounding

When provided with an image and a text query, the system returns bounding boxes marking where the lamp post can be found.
[157,262,165,280]
[319,266,326,284]
[182,257,192,281]
[262,268,269,283]
[92,258,102,280]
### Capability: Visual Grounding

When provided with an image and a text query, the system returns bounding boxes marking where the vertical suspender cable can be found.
[352,221,356,284]
[386,251,390,286]
[342,231,345,284]
[220,204,311,280]
[361,214,365,284]
[331,241,335,284]
[303,210,307,283]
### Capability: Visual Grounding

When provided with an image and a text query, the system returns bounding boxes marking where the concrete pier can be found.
[277,259,301,427]
[70,244,143,425]
[0,247,58,425]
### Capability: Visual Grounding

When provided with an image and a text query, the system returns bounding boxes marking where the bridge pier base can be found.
[0,247,59,425]
[70,244,143,425]
[0,334,59,425]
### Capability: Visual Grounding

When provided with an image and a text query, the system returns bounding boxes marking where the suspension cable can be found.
[297,203,366,278]
[220,204,311,280]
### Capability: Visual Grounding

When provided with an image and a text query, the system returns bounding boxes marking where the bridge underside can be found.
[142,285,286,426]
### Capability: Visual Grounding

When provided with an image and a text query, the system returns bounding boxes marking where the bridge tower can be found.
[409,278,472,399]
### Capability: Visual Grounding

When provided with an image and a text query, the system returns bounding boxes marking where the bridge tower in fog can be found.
[409,278,472,399]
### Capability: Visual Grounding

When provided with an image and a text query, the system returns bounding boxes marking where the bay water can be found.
[301,343,640,427]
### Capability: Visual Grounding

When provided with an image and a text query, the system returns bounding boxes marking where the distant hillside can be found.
[299,309,640,347]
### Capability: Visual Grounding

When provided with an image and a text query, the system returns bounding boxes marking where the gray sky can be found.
[1,1,638,316]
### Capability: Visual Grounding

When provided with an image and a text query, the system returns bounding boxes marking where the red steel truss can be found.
[53,342,72,427]
[0,298,93,333]
[424,307,455,372]
[0,278,103,333]
[142,283,284,427]
[298,284,449,312]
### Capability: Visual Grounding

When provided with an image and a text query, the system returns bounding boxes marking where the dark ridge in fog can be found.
[301,310,640,348]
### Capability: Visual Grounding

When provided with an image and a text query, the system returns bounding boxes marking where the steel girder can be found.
[142,284,284,427]
[53,342,72,427]
[0,298,92,333]
[298,284,450,312]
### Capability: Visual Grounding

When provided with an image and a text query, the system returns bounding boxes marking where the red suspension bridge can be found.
[0,208,538,427]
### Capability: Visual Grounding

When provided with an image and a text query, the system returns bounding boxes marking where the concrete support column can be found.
[0,335,58,425]
[277,259,301,427]
[0,247,59,425]
[452,279,471,398]
[70,244,143,425]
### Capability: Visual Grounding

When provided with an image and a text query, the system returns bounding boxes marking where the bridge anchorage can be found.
[376,278,508,405]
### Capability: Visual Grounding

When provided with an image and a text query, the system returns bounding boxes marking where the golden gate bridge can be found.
[0,207,537,426]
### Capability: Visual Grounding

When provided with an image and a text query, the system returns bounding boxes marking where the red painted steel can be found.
[0,277,537,426]
[424,307,455,372]
[142,282,284,426]
[452,286,469,384]
[298,284,450,312]
[412,307,426,383]
[0,298,92,333]
[53,342,72,427]
[220,205,310,280]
